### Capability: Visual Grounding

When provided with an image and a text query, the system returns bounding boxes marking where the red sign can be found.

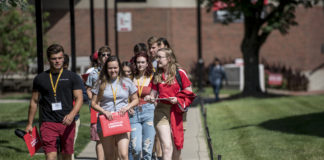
[23,126,42,157]
[268,73,283,86]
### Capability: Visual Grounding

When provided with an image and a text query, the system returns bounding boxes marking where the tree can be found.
[0,0,28,13]
[0,7,36,76]
[203,0,323,95]
[0,6,49,77]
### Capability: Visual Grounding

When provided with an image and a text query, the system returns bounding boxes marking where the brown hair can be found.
[133,43,148,55]
[147,36,158,48]
[98,46,111,57]
[47,44,64,59]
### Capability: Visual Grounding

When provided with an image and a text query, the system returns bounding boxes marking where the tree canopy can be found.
[0,0,28,13]
[0,5,49,76]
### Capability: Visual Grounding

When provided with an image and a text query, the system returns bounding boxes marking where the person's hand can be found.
[144,95,155,103]
[25,124,33,134]
[128,108,135,115]
[119,106,130,116]
[103,110,113,120]
[62,113,75,126]
[168,97,178,104]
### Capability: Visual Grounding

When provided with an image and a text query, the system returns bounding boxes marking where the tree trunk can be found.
[241,17,263,95]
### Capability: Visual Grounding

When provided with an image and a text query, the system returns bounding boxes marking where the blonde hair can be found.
[153,48,179,85]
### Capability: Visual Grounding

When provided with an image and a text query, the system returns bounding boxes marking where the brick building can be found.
[43,0,324,90]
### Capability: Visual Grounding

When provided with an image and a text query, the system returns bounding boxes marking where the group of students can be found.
[85,36,195,160]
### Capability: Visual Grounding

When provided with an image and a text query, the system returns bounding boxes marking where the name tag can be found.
[51,102,62,111]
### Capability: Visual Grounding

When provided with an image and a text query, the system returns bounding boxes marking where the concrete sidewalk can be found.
[0,99,29,103]
[76,107,209,160]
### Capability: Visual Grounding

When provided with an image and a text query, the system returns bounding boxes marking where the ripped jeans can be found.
[129,103,156,160]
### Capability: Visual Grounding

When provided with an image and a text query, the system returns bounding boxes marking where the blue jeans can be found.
[212,78,222,101]
[129,103,156,160]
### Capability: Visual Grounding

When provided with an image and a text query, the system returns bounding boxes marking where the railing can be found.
[199,97,222,160]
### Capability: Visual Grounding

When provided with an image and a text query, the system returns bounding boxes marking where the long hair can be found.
[97,56,125,101]
[134,52,153,77]
[154,48,179,85]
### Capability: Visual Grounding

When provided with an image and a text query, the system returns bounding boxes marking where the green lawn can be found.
[205,95,324,160]
[0,103,91,160]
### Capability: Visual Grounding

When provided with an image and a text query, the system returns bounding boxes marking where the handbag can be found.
[99,112,131,137]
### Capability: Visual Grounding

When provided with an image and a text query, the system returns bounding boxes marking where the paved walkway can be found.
[76,107,209,160]
[0,99,29,103]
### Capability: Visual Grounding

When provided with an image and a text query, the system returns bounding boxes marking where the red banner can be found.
[23,126,42,157]
[99,112,131,137]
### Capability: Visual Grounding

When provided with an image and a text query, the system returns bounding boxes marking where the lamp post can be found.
[114,0,119,57]
[90,0,95,54]
[69,0,76,72]
[104,0,109,45]
[35,0,43,74]
[197,0,204,92]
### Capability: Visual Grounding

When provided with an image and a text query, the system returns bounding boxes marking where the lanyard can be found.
[136,75,152,97]
[110,77,119,109]
[49,68,63,101]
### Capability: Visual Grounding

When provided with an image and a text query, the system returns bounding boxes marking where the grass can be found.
[0,102,91,160]
[205,95,324,160]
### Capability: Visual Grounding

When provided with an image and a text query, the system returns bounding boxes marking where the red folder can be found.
[23,126,42,157]
[99,112,131,137]
[90,108,98,124]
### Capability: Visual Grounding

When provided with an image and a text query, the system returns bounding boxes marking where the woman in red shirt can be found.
[145,48,192,160]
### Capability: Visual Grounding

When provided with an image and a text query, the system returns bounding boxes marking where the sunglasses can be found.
[100,53,110,57]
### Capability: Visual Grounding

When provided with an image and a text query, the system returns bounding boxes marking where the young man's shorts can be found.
[40,121,76,154]
[90,123,100,141]
[154,103,171,127]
